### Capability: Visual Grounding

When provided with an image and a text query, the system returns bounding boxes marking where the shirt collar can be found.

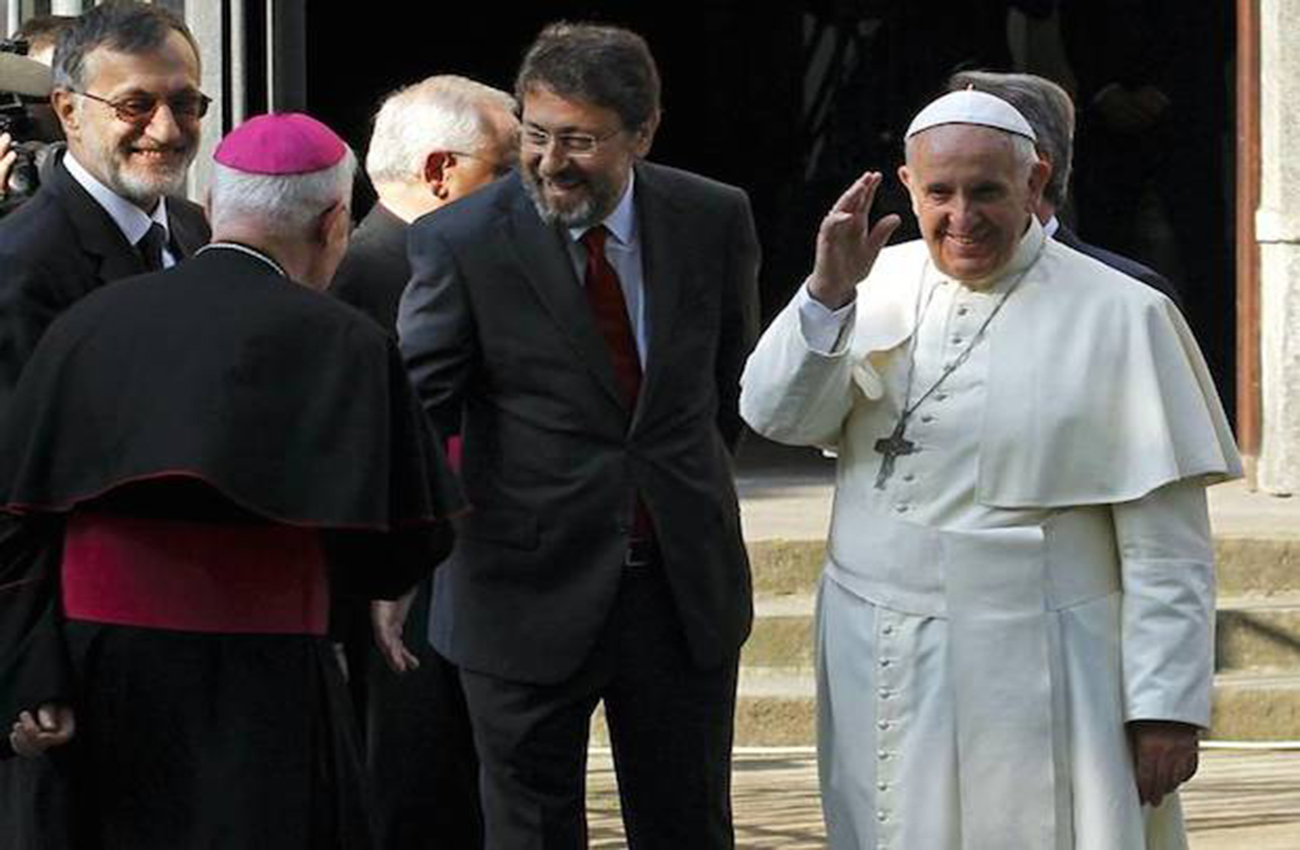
[1043,214,1060,238]
[64,149,170,247]
[569,168,636,246]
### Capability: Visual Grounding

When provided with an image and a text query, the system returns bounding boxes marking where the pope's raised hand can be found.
[807,171,901,310]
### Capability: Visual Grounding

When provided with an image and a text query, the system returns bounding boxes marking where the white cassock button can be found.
[920,414,935,423]
[951,336,963,345]
[880,659,892,668]
[877,781,889,792]
[877,811,889,822]
[957,306,969,316]
[877,750,890,760]
[902,473,916,483]
[882,625,895,636]
[878,720,891,730]
[934,392,948,401]
[894,504,910,514]
[879,688,892,699]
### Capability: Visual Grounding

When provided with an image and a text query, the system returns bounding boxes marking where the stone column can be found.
[1257,0,1300,494]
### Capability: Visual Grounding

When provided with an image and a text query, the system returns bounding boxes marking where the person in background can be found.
[330,73,518,850]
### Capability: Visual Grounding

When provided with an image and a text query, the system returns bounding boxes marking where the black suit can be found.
[0,153,209,409]
[1054,223,1184,309]
[332,203,411,332]
[0,151,209,850]
[329,201,484,849]
[399,162,760,847]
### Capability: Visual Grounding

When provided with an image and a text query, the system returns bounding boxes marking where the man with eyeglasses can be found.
[0,4,208,848]
[398,22,760,849]
[333,75,517,331]
[329,74,518,850]
[0,1,209,403]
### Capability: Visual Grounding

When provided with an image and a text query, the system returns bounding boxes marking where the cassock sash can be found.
[826,506,1121,849]
[61,512,328,635]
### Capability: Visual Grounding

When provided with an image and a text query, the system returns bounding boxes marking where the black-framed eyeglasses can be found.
[520,126,620,158]
[71,89,211,125]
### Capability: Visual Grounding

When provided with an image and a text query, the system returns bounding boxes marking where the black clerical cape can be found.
[0,245,462,849]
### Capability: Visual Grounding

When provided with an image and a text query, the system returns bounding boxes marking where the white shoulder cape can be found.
[847,230,1243,507]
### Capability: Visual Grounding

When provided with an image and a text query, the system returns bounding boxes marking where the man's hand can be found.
[371,589,420,674]
[1128,719,1200,807]
[9,704,75,758]
[0,132,16,203]
[807,171,901,310]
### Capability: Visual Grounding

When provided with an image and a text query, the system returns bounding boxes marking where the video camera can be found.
[0,37,58,210]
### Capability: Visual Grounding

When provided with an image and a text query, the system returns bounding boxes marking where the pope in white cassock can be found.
[739,90,1242,849]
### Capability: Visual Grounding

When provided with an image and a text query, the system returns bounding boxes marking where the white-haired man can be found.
[331,74,517,329]
[329,74,517,850]
[740,90,1240,848]
[0,112,461,849]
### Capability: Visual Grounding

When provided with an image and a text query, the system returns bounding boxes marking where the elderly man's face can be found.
[445,105,519,200]
[519,86,655,228]
[54,30,203,211]
[899,124,1045,284]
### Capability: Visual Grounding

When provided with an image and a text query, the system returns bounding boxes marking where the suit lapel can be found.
[633,164,688,426]
[503,183,628,412]
[167,200,209,259]
[49,157,149,283]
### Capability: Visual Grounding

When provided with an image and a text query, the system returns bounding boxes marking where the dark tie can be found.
[580,226,654,543]
[137,222,168,272]
[581,226,641,407]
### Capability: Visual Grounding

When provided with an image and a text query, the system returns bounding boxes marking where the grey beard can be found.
[113,156,193,209]
[521,169,604,229]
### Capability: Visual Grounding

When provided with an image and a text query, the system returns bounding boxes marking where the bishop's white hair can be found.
[208,148,357,239]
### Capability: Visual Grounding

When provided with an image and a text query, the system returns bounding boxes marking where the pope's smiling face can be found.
[899,124,1047,286]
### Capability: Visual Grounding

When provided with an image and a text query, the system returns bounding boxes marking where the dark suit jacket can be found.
[329,202,409,331]
[0,152,210,409]
[1054,223,1184,310]
[399,162,761,684]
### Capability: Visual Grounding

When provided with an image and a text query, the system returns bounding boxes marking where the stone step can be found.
[1217,595,1300,672]
[588,668,1300,748]
[705,670,1300,746]
[746,536,1300,600]
[740,593,1300,674]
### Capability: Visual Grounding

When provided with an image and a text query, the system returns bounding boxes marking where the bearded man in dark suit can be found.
[0,2,209,405]
[0,5,209,847]
[397,21,760,849]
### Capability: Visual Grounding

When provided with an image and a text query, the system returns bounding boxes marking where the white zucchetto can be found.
[905,90,1037,143]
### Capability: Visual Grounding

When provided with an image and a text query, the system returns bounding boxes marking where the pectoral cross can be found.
[873,418,917,489]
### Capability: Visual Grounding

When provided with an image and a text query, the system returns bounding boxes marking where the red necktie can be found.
[580,226,654,542]
[581,226,641,407]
